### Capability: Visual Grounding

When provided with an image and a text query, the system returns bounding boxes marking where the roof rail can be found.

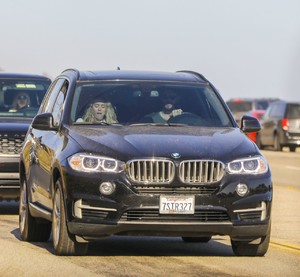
[61,68,80,79]
[176,70,208,82]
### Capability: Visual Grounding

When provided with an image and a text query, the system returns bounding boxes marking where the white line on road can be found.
[285,166,300,171]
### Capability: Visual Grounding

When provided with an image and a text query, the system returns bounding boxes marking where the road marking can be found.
[270,240,300,255]
[274,185,300,192]
[285,166,300,171]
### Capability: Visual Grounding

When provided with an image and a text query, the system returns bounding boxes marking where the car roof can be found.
[227,98,279,102]
[0,72,51,81]
[60,69,209,83]
[270,100,300,105]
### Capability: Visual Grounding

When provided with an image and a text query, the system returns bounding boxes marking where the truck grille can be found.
[0,137,24,155]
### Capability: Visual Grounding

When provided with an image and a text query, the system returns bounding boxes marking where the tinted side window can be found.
[52,82,68,126]
[287,104,300,119]
[40,79,63,113]
[39,78,68,126]
[269,103,285,119]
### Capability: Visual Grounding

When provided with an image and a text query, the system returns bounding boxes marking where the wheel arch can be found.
[51,166,73,222]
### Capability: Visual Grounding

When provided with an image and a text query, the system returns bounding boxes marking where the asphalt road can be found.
[0,149,299,277]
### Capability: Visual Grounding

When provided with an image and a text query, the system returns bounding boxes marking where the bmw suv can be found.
[0,73,51,201]
[19,69,272,256]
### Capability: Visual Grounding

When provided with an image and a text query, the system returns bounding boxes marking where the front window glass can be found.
[70,82,233,127]
[255,100,270,110]
[227,101,252,113]
[0,78,51,118]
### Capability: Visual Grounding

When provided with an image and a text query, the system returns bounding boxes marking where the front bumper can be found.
[63,169,273,241]
[68,220,270,241]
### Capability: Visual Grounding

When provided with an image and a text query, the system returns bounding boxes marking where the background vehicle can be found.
[226,98,278,143]
[0,73,51,200]
[257,100,300,152]
[19,69,272,257]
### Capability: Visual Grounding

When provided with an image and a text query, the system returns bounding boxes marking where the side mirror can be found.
[32,113,59,131]
[240,115,261,133]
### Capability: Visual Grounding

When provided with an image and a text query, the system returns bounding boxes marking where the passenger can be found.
[77,97,118,124]
[9,92,31,112]
[143,90,183,122]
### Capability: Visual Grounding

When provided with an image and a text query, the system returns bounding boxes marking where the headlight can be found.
[226,156,268,175]
[68,153,125,173]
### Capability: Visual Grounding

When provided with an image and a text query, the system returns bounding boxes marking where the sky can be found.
[1,0,300,102]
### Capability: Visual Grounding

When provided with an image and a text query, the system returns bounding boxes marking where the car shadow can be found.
[11,227,234,257]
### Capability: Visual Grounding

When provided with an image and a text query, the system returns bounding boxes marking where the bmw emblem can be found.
[171,153,181,159]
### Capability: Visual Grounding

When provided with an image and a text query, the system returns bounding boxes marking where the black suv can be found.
[19,69,272,256]
[257,100,300,152]
[0,73,51,201]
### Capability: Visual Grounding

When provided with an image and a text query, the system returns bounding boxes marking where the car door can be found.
[30,79,67,210]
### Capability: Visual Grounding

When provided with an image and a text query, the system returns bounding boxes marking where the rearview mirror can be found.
[240,115,261,133]
[32,113,59,131]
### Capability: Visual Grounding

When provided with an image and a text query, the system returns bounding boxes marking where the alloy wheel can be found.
[19,180,27,234]
[53,188,61,248]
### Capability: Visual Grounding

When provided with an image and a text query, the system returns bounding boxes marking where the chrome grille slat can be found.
[120,209,229,222]
[128,159,175,184]
[132,185,218,195]
[179,160,224,184]
[127,159,224,194]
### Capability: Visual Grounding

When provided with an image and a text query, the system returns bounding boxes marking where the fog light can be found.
[99,182,116,195]
[236,183,249,197]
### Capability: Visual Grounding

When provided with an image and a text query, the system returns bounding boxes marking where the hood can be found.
[67,125,258,163]
[0,118,31,135]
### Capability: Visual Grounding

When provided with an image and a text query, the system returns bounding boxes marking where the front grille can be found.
[127,159,224,195]
[120,209,229,222]
[0,137,24,155]
[128,159,175,184]
[132,185,218,195]
[179,160,224,184]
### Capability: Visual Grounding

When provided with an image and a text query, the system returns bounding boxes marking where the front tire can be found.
[19,179,51,242]
[231,225,271,256]
[273,134,282,151]
[52,178,88,256]
[256,133,264,149]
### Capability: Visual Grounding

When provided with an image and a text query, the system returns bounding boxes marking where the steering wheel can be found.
[167,112,204,125]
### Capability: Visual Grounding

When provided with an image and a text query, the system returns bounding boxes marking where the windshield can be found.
[70,82,233,127]
[227,101,252,113]
[0,78,51,118]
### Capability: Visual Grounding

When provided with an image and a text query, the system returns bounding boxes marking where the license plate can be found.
[159,195,195,214]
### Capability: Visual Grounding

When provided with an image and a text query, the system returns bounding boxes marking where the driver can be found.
[9,92,31,112]
[143,90,183,123]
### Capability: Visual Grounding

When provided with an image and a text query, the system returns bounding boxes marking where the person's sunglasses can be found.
[17,95,28,100]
